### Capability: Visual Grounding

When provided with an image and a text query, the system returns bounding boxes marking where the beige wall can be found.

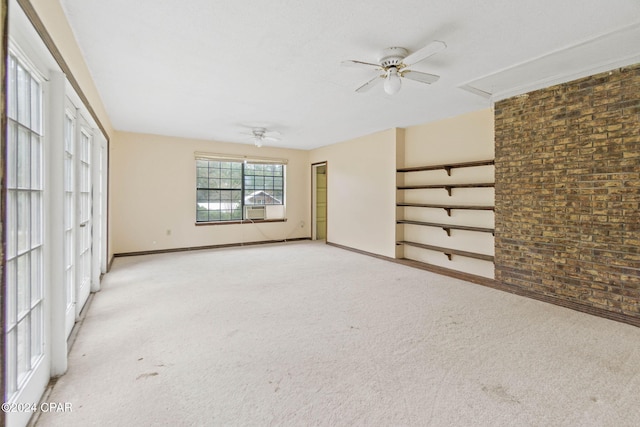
[111,132,310,254]
[309,129,399,258]
[404,109,494,166]
[401,109,495,278]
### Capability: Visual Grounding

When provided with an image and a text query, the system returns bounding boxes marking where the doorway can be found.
[312,162,327,241]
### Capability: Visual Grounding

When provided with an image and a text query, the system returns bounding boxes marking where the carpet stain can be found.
[482,384,521,404]
[136,372,159,380]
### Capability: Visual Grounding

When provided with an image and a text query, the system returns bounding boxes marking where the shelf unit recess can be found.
[396,159,495,265]
[397,159,494,176]
[397,202,494,216]
[397,220,494,236]
[398,241,494,262]
[397,182,493,196]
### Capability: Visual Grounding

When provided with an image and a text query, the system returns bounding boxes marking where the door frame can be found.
[311,161,327,241]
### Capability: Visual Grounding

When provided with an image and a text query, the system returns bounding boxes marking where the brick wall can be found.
[494,64,640,322]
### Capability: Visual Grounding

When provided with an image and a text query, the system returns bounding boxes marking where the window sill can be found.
[195,218,287,226]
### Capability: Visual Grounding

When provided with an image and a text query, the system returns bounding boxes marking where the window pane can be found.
[8,56,16,120]
[265,177,274,190]
[7,329,17,394]
[65,229,74,271]
[17,253,30,316]
[31,135,42,189]
[17,127,30,188]
[31,247,42,303]
[64,155,73,192]
[64,115,74,153]
[7,191,17,258]
[196,189,208,203]
[17,319,30,385]
[65,230,74,309]
[7,259,17,325]
[17,64,30,126]
[7,123,16,187]
[196,209,209,222]
[81,192,90,223]
[64,192,73,229]
[30,305,43,362]
[31,192,42,247]
[30,78,41,134]
[17,191,30,253]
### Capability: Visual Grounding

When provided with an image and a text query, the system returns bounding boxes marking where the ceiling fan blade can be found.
[402,40,446,66]
[342,60,382,70]
[355,75,383,93]
[402,70,440,84]
[263,136,280,142]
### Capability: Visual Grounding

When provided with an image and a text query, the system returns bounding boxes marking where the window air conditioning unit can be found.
[245,205,266,220]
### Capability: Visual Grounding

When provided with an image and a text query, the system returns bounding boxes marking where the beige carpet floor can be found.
[36,241,640,426]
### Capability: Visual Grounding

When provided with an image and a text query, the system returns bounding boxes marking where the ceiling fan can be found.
[342,40,446,95]
[242,127,280,147]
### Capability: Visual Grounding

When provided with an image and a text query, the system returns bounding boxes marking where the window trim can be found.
[194,218,287,226]
[195,151,288,165]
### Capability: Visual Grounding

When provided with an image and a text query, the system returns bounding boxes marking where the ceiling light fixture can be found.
[384,67,402,95]
[243,127,281,148]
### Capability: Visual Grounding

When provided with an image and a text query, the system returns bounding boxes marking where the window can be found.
[244,163,284,205]
[196,158,285,222]
[5,53,45,398]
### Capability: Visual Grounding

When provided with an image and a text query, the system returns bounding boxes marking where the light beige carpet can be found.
[36,241,640,426]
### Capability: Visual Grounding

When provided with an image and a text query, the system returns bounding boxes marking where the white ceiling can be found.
[59,0,640,150]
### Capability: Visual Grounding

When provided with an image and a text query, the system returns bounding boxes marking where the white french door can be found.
[5,51,49,427]
[76,125,93,316]
[63,108,76,337]
[62,107,95,333]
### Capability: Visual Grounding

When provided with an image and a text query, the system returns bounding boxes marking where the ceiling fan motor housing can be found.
[252,127,266,138]
[380,47,409,68]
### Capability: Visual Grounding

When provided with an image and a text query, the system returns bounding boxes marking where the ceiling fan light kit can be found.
[343,40,446,95]
[384,67,402,94]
